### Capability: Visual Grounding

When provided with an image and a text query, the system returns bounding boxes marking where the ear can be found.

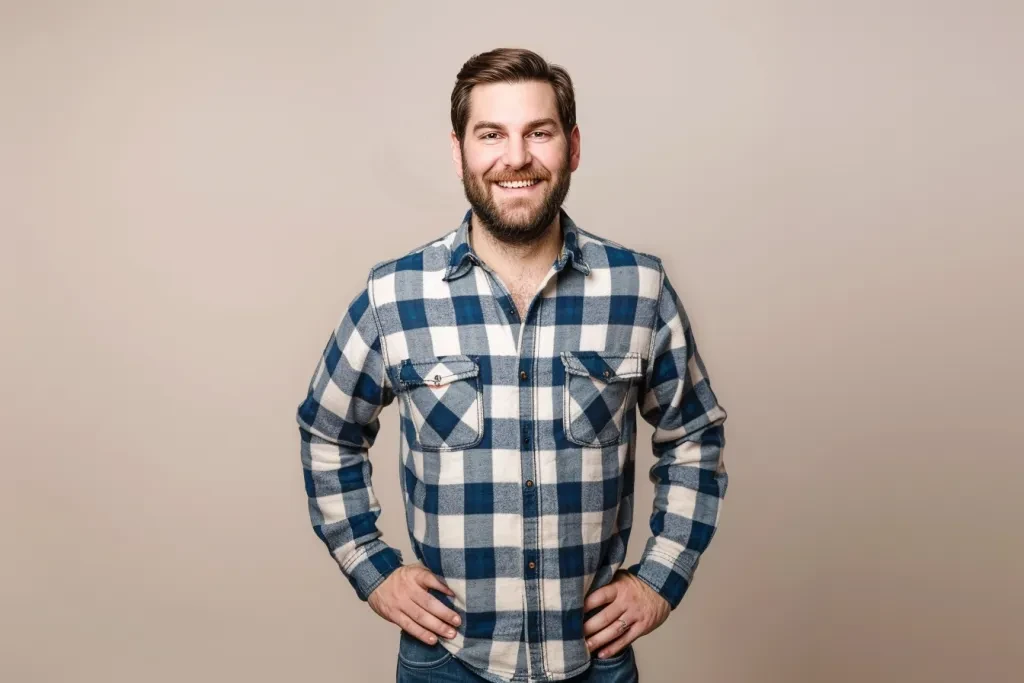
[450,130,464,179]
[568,124,581,172]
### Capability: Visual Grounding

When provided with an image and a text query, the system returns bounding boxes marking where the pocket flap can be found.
[399,355,479,388]
[560,351,642,383]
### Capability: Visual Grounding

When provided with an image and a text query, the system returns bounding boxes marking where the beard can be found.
[460,149,572,247]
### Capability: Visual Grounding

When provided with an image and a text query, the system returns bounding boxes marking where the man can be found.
[296,48,729,683]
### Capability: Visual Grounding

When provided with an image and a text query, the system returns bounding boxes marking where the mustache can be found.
[487,170,549,182]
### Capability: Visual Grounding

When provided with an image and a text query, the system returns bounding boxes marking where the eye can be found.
[481,132,500,140]
[530,131,551,138]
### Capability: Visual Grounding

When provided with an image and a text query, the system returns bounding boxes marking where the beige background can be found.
[2,1,1022,682]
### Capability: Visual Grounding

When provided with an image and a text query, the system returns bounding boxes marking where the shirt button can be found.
[525,479,533,487]
[520,370,528,381]
[528,561,536,570]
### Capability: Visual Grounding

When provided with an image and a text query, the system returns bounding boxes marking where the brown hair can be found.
[450,48,577,144]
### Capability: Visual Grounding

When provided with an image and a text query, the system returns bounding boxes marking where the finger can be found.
[409,610,458,643]
[586,610,632,652]
[411,589,462,628]
[583,584,617,612]
[395,612,442,646]
[588,621,627,653]
[416,569,455,597]
[582,602,627,638]
[595,624,640,660]
[402,601,459,640]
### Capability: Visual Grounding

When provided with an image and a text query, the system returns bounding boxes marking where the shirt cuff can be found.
[342,541,404,601]
[626,553,693,611]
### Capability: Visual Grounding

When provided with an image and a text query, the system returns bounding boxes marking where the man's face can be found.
[452,80,581,246]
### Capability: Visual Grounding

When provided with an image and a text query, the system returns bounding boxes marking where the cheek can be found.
[535,144,569,171]
[463,148,500,176]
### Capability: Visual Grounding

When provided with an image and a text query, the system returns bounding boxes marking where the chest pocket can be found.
[560,351,643,448]
[398,355,483,451]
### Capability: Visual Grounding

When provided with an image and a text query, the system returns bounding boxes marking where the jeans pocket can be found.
[397,629,453,671]
[589,642,634,668]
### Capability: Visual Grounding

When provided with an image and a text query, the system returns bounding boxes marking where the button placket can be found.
[513,289,550,677]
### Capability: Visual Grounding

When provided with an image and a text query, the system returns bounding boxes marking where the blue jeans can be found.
[396,629,640,682]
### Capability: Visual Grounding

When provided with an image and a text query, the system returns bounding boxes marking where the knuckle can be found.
[427,602,447,621]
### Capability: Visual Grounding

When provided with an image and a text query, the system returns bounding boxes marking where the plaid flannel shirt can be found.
[296,208,728,682]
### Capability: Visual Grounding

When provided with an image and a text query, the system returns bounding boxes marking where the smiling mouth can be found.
[494,179,542,190]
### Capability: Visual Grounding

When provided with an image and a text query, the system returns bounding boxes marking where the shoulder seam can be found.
[644,260,668,390]
[365,264,393,394]
[365,228,455,381]
[576,227,664,264]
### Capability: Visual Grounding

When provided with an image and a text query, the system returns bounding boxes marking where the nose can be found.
[502,136,532,170]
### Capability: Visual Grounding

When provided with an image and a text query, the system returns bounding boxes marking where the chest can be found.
[501,271,548,318]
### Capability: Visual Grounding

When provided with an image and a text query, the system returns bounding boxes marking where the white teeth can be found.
[497,179,539,189]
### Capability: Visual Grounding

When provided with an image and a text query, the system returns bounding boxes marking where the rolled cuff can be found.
[626,553,693,611]
[342,541,404,601]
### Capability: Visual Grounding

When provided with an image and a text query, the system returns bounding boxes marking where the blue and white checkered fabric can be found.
[297,208,729,682]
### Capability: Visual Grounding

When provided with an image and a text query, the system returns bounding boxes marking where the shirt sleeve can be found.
[627,267,730,610]
[296,283,403,601]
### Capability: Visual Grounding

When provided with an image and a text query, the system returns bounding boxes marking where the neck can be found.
[469,212,563,275]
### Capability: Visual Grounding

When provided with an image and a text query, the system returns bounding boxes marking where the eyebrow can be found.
[471,118,559,134]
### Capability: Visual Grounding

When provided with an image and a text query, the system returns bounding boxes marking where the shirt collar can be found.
[443,208,591,281]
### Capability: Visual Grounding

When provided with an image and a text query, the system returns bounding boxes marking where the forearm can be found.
[301,428,403,600]
[296,283,402,600]
[628,417,727,609]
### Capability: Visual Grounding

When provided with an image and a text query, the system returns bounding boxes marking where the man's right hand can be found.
[367,565,462,645]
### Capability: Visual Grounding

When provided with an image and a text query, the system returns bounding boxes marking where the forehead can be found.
[466,80,559,128]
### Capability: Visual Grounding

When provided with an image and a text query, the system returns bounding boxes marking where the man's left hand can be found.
[582,570,671,659]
